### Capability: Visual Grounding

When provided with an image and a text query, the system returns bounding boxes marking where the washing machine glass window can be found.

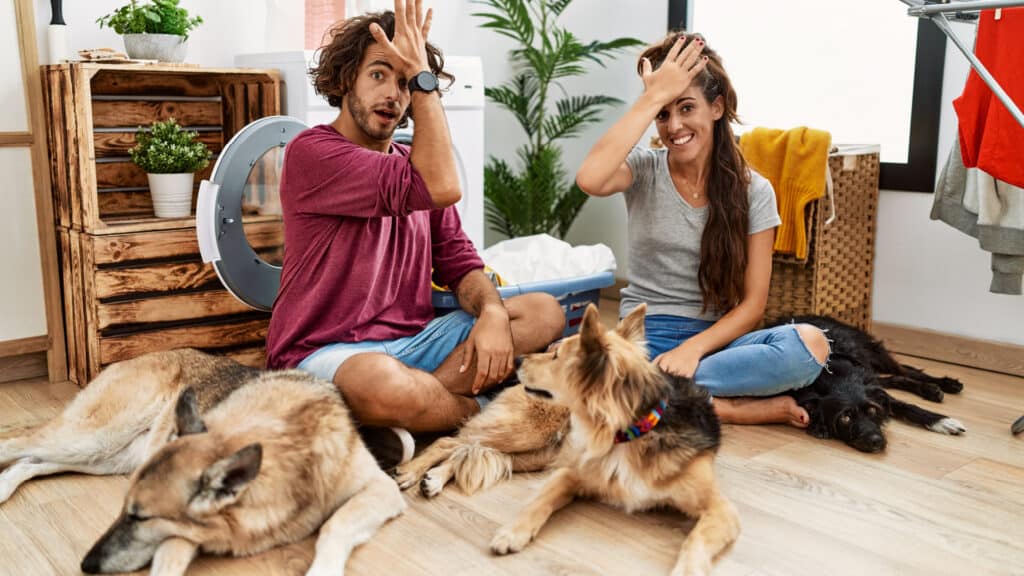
[197,116,309,311]
[242,145,284,226]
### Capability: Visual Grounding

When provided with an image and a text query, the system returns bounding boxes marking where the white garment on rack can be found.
[962,166,1024,230]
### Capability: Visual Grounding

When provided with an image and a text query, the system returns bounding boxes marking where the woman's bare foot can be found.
[712,396,809,428]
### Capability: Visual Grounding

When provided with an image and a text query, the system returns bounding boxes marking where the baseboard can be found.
[872,322,1024,378]
[0,351,48,383]
[0,335,48,358]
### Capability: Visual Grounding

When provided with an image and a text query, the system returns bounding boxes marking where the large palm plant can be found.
[474,0,643,239]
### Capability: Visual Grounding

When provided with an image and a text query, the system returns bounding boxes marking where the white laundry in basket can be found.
[482,234,616,285]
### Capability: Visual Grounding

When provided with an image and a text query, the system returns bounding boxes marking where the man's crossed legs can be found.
[300,293,565,432]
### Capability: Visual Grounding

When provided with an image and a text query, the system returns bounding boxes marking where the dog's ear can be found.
[194,443,262,512]
[865,386,891,416]
[798,395,831,439]
[577,304,609,382]
[175,387,207,436]
[616,303,646,344]
[578,303,607,355]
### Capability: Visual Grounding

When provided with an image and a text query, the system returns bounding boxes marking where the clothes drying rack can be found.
[900,0,1024,129]
[904,1,1024,438]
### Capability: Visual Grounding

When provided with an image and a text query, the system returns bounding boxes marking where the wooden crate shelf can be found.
[42,63,279,232]
[42,64,284,384]
[58,221,282,385]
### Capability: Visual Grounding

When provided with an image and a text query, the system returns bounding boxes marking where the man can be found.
[266,0,565,466]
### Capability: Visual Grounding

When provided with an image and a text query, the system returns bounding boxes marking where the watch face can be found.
[414,71,438,92]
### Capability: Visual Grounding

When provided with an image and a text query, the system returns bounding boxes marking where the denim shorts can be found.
[298,310,477,382]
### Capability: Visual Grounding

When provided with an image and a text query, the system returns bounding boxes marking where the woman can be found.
[576,33,829,427]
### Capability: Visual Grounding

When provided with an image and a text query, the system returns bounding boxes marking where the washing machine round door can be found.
[196,116,308,311]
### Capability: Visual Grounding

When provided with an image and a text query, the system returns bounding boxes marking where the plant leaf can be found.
[553,182,589,237]
[545,0,573,16]
[577,37,646,66]
[484,73,538,137]
[471,0,533,45]
[542,94,622,142]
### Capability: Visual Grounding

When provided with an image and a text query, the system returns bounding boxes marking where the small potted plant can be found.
[96,0,203,63]
[131,118,211,218]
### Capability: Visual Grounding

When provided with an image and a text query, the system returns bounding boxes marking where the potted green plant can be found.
[96,0,203,62]
[131,118,211,218]
[474,0,644,239]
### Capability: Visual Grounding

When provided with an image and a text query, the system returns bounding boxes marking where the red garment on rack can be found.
[953,8,1024,188]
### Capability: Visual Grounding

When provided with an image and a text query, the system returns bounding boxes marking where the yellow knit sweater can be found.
[739,127,831,260]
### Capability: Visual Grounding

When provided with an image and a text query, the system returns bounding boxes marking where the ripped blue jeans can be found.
[644,315,827,397]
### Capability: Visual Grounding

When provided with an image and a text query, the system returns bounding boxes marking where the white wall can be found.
[0,148,48,341]
[2,0,46,341]
[34,0,303,67]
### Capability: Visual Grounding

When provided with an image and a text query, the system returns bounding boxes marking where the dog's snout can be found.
[862,433,886,453]
[514,356,524,369]
[80,549,102,574]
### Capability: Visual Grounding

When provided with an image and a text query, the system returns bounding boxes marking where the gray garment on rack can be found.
[931,143,1024,295]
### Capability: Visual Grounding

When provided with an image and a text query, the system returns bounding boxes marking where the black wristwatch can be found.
[408,70,439,93]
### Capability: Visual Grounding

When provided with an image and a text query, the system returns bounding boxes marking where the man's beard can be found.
[347,92,399,142]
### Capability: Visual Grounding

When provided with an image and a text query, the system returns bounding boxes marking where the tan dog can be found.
[0,349,404,576]
[394,382,568,498]
[398,304,739,575]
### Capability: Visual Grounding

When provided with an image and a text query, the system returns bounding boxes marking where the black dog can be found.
[768,315,967,453]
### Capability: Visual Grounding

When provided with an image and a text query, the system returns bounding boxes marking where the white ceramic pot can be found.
[147,172,194,218]
[123,33,188,62]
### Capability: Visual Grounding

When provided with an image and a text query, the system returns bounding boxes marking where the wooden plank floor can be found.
[2,302,1023,575]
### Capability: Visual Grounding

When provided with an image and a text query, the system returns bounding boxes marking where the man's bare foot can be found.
[713,396,809,428]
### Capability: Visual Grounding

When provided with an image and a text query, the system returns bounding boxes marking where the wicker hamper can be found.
[765,147,881,331]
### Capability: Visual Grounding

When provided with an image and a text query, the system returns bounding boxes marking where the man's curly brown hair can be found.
[310,10,453,129]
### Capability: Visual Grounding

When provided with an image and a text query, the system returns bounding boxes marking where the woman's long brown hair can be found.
[638,33,750,314]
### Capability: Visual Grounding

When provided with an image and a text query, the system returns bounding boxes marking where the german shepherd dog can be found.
[0,349,404,575]
[769,315,967,453]
[399,304,739,575]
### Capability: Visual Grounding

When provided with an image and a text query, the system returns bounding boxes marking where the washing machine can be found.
[197,53,484,311]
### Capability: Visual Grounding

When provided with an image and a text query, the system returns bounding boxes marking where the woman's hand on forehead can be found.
[640,36,707,107]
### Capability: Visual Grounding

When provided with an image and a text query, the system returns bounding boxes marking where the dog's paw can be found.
[920,384,944,403]
[938,377,964,394]
[392,466,421,491]
[420,471,446,498]
[1012,415,1024,436]
[490,525,533,555]
[928,417,966,435]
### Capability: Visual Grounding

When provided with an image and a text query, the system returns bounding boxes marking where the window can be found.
[669,0,946,192]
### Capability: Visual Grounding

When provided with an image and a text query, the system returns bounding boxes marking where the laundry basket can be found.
[765,146,881,331]
[432,270,616,337]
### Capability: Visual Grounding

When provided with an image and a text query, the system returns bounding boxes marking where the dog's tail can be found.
[449,443,513,495]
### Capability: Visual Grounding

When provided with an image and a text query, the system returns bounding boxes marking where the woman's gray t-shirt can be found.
[619,146,781,321]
